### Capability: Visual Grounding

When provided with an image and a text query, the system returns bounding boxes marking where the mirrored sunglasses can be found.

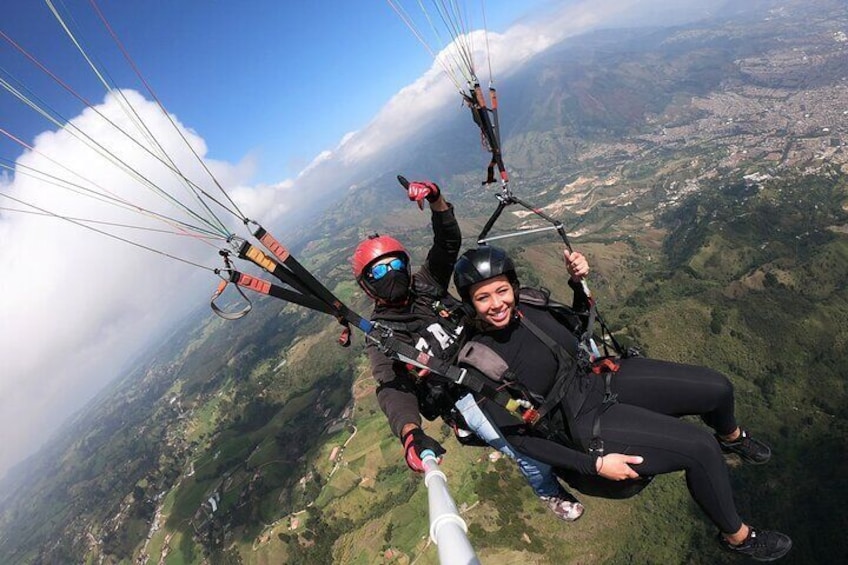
[370,257,406,280]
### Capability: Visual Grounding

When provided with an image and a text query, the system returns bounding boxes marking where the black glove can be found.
[402,428,445,472]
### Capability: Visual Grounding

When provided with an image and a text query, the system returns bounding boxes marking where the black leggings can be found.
[579,357,742,533]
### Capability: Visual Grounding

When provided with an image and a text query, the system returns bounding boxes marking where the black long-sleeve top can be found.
[466,289,604,476]
[367,203,464,438]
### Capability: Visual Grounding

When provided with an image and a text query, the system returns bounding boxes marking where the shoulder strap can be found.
[520,287,585,335]
[517,286,551,307]
[518,314,586,450]
[457,341,514,383]
[522,285,628,360]
[521,313,623,457]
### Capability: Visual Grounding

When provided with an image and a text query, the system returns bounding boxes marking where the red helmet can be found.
[351,234,410,280]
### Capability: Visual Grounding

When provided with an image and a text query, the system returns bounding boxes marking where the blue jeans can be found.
[454,393,561,497]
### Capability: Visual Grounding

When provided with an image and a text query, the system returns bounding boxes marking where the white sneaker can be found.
[541,495,585,522]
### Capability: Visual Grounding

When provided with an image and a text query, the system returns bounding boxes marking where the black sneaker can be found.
[717,429,771,465]
[720,527,792,561]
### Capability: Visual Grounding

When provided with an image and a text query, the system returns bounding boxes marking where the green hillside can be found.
[4,158,844,564]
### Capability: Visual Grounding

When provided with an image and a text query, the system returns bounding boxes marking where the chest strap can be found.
[519,315,620,455]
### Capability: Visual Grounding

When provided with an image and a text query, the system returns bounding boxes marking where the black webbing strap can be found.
[521,312,620,457]
[588,371,617,457]
[251,224,374,334]
[215,269,338,316]
[464,83,507,186]
[238,241,321,300]
[486,85,507,184]
[518,314,587,450]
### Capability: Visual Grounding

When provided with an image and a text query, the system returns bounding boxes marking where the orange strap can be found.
[591,357,620,375]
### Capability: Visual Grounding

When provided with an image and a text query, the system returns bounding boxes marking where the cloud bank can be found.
[0,90,292,478]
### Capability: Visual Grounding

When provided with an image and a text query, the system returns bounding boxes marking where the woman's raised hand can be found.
[563,249,590,281]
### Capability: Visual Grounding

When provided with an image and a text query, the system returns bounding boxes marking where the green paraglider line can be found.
[0,190,217,272]
[87,0,248,224]
[0,31,236,238]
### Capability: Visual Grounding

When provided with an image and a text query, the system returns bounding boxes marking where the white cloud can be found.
[298,149,334,178]
[229,179,294,224]
[328,0,717,168]
[0,90,291,478]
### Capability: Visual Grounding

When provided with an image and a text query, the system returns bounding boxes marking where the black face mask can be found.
[369,269,411,303]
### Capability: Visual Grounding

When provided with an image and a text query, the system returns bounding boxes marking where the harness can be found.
[370,276,471,420]
[457,289,624,455]
[519,313,619,456]
[456,291,656,500]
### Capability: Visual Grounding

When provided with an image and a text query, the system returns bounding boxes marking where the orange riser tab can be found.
[237,273,272,295]
[473,83,487,108]
[258,232,290,262]
[243,245,278,272]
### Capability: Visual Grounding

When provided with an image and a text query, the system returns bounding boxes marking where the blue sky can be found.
[1,0,548,183]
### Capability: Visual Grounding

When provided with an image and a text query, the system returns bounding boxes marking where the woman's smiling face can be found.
[469,274,516,329]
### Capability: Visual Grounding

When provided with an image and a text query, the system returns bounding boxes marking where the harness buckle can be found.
[369,323,395,354]
[455,368,467,385]
[588,437,605,457]
[521,407,540,425]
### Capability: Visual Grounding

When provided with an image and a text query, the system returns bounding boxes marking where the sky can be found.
[0,0,725,484]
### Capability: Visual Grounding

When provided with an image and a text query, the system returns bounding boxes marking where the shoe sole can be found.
[751,538,792,562]
[721,451,771,466]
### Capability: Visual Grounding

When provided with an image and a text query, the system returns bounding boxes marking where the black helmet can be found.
[453,246,518,302]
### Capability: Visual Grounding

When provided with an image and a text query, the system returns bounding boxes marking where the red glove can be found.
[402,428,445,472]
[405,363,431,378]
[406,181,441,210]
